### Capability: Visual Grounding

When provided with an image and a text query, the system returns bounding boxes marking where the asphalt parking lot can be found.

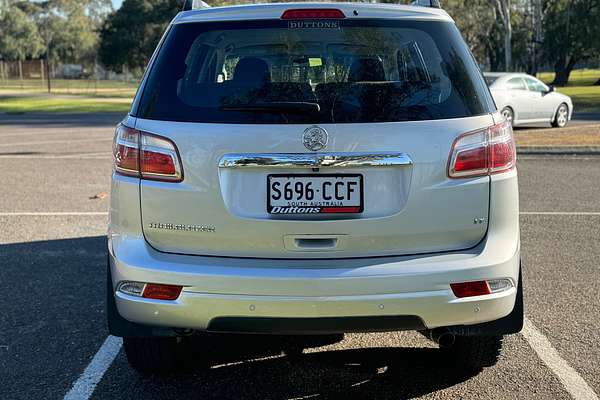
[0,114,599,400]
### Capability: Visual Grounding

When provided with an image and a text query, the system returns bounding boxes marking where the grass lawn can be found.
[537,69,600,112]
[516,124,600,147]
[0,78,137,97]
[0,94,131,114]
[0,70,598,114]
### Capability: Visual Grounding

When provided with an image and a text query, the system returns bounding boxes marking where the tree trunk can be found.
[552,57,576,86]
[46,54,51,93]
[504,23,512,72]
[18,60,23,89]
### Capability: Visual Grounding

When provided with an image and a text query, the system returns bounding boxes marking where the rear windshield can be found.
[136,19,494,124]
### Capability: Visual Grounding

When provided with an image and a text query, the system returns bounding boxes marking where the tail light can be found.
[448,120,516,178]
[113,124,183,182]
[281,9,346,19]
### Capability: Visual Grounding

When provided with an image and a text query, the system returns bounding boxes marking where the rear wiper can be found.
[221,101,320,114]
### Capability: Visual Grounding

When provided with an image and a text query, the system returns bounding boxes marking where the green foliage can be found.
[542,0,600,85]
[0,4,44,61]
[98,0,182,73]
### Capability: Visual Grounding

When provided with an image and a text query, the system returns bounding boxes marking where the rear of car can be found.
[107,2,522,374]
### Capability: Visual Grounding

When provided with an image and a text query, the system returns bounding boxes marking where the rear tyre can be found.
[446,335,504,371]
[552,103,569,128]
[123,336,192,374]
[501,107,514,126]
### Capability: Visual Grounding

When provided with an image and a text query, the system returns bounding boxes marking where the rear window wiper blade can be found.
[220,101,320,114]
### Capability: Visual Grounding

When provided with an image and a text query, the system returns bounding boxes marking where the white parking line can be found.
[2,211,600,217]
[0,138,112,147]
[521,212,600,216]
[63,336,122,400]
[0,152,111,159]
[0,212,108,216]
[0,131,112,139]
[522,318,599,400]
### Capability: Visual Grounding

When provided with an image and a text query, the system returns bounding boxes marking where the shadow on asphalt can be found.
[0,236,109,399]
[0,236,478,399]
[102,344,478,399]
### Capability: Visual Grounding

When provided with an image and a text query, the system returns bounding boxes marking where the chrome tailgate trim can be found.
[219,152,413,169]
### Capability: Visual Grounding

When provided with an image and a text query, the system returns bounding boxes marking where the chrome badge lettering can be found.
[288,21,340,30]
[148,222,216,233]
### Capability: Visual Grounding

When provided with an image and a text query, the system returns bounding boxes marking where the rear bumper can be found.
[109,233,520,334]
[109,165,520,335]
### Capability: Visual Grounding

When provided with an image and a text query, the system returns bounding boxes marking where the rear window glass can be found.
[136,19,494,124]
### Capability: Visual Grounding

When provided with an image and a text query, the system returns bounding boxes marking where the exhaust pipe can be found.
[427,328,456,348]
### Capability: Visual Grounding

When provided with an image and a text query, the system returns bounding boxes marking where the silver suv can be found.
[107,1,523,373]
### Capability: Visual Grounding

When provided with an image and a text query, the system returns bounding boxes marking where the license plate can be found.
[267,174,363,214]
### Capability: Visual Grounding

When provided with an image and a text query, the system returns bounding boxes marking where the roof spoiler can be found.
[182,0,211,11]
[411,0,442,8]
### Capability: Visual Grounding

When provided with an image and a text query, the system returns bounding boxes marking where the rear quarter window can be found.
[136,19,494,124]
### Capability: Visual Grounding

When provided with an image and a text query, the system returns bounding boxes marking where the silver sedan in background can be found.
[484,72,573,128]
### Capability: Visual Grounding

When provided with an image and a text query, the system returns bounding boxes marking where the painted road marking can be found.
[0,152,111,159]
[0,212,108,216]
[523,318,599,400]
[521,212,600,216]
[63,336,122,400]
[2,211,600,217]
[0,138,112,147]
[0,130,111,139]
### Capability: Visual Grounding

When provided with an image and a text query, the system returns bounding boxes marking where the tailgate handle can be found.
[284,234,346,251]
[219,152,412,169]
[295,238,337,249]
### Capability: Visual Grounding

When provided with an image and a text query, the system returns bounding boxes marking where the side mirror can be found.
[547,85,555,93]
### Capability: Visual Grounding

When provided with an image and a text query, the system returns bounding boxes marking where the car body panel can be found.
[136,116,492,259]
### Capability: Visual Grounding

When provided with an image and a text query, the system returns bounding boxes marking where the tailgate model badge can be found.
[302,126,328,151]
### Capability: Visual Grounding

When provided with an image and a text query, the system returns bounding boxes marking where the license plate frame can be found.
[267,174,364,214]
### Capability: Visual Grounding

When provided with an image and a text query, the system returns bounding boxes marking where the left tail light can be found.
[113,124,183,182]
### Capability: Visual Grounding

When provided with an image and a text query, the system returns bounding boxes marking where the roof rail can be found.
[182,0,211,11]
[411,0,442,8]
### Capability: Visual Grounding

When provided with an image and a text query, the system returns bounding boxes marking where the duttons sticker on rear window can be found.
[288,21,341,30]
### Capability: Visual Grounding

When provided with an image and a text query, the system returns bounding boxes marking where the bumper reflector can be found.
[142,283,183,300]
[450,279,514,298]
[117,281,183,301]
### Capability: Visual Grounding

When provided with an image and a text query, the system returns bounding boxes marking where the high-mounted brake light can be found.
[281,9,346,19]
[448,120,516,178]
[113,124,183,182]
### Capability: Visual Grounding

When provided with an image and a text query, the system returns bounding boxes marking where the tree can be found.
[0,5,44,67]
[542,0,600,86]
[17,0,111,91]
[99,0,182,73]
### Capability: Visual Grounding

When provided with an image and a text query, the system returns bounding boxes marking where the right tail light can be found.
[113,124,183,182]
[448,120,516,178]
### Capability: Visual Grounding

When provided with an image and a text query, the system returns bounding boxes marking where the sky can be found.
[112,0,122,9]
